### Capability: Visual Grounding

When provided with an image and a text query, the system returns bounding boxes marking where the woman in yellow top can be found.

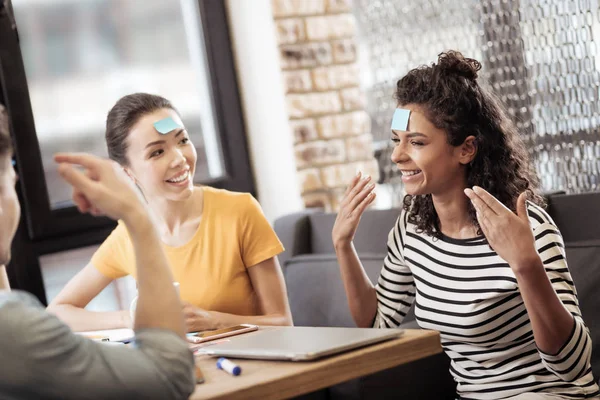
[48,93,293,332]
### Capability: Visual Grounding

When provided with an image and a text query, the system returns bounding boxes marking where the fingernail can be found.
[356,170,362,178]
[368,183,376,189]
[362,175,371,181]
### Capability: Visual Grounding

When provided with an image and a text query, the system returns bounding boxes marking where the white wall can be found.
[226,0,303,223]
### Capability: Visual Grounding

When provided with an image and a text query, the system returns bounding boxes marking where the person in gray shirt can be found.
[0,104,195,399]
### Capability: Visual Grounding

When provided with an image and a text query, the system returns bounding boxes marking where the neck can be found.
[146,187,203,235]
[431,176,477,239]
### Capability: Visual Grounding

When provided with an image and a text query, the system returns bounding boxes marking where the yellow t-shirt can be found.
[91,186,284,316]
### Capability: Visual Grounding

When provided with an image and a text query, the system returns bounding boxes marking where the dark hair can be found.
[396,50,544,238]
[106,93,178,165]
[0,104,13,161]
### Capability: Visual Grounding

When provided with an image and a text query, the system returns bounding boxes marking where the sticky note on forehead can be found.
[153,117,182,135]
[391,108,411,131]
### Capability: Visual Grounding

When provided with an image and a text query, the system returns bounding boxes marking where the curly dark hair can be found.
[0,104,13,163]
[396,50,544,238]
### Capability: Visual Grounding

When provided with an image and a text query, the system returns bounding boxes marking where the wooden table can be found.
[190,329,442,400]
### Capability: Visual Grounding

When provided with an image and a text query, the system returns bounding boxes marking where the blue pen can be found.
[216,357,242,376]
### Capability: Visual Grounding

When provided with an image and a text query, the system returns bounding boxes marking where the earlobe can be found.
[123,168,147,201]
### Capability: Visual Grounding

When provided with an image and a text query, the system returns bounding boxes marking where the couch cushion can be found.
[564,240,600,380]
[546,192,600,380]
[273,210,318,270]
[285,253,415,327]
[547,193,600,243]
[309,208,401,254]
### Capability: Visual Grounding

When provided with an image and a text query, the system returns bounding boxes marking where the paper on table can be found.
[76,328,135,342]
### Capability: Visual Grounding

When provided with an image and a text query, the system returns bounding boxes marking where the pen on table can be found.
[216,357,241,376]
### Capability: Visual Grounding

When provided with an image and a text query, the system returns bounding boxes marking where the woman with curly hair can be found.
[332,51,599,399]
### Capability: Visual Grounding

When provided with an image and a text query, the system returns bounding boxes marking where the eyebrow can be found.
[391,130,428,138]
[144,129,185,149]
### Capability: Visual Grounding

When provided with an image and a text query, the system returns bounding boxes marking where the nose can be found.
[169,148,186,169]
[390,143,409,165]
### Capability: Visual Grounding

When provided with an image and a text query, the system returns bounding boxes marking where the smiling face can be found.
[124,108,197,202]
[390,104,476,196]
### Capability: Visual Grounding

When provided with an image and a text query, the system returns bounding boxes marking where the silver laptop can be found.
[198,326,404,361]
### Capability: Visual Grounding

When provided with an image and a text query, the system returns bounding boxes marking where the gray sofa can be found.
[274,192,600,399]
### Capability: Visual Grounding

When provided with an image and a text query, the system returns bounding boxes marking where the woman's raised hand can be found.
[332,172,376,247]
[464,186,540,273]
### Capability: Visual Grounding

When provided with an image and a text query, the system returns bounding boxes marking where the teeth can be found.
[401,170,421,176]
[168,171,188,183]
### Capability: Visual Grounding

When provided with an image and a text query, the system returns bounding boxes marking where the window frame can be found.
[0,0,253,301]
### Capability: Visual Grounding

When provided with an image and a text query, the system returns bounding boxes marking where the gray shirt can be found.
[0,290,195,400]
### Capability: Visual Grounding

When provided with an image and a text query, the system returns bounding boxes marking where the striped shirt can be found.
[373,203,600,399]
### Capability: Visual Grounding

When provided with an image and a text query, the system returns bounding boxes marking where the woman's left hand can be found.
[182,302,218,333]
[464,186,540,273]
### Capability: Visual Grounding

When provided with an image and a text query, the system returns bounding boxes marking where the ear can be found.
[458,135,477,165]
[123,167,147,201]
[122,167,137,183]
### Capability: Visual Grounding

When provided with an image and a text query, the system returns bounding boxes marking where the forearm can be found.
[124,211,185,338]
[0,265,10,290]
[513,256,575,355]
[46,304,130,331]
[334,241,377,327]
[208,311,292,329]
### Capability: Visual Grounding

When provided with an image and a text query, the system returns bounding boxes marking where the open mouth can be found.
[166,170,190,184]
[400,169,422,177]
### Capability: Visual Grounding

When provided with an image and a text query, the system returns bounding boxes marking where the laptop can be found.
[198,326,404,361]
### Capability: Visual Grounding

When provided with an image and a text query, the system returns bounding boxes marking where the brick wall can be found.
[272,0,379,211]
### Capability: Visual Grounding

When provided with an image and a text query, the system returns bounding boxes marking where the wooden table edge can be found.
[192,329,442,400]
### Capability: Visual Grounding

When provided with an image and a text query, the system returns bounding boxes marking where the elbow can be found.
[542,327,593,382]
[352,293,378,328]
[166,375,196,400]
[46,302,68,316]
[153,375,195,400]
[275,313,294,326]
[549,362,590,383]
[353,309,377,328]
[144,346,196,400]
[283,314,293,326]
[355,316,375,328]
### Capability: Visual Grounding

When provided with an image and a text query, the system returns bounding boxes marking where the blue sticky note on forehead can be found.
[153,117,182,135]
[391,108,411,131]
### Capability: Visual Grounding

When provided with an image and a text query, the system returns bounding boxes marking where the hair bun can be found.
[437,51,481,81]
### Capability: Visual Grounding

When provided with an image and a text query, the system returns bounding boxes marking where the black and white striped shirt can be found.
[374,203,599,399]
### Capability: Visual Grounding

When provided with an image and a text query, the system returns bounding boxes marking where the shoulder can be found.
[100,220,130,245]
[0,290,42,311]
[202,186,260,213]
[526,202,557,230]
[396,207,411,235]
[100,220,128,238]
[388,208,408,246]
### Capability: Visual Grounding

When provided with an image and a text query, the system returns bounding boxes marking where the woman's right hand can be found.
[332,172,376,248]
